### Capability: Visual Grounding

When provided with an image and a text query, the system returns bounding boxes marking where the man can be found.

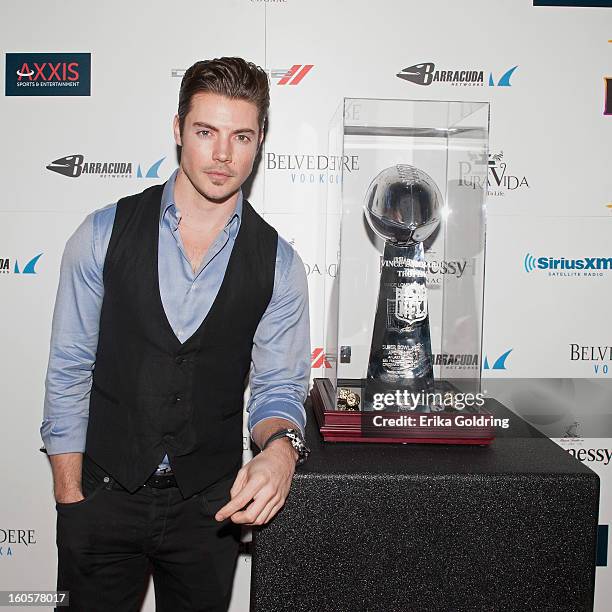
[40,57,311,611]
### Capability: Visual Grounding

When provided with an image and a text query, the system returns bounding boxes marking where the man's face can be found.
[173,92,263,203]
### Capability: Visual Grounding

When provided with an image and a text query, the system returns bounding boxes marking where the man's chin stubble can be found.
[196,184,240,204]
[186,170,240,204]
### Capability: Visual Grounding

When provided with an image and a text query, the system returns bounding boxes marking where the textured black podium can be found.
[251,398,599,612]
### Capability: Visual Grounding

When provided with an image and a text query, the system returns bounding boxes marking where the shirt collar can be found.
[159,168,243,237]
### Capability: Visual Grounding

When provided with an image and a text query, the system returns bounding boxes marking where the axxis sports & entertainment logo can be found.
[5,53,91,96]
[0,254,43,276]
[171,65,314,86]
[524,253,612,277]
[396,62,518,87]
[46,155,165,179]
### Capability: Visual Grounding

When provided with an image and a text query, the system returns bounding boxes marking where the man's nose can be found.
[213,137,232,163]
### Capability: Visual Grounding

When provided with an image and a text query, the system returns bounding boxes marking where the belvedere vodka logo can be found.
[0,529,37,557]
[570,344,612,376]
[303,262,337,278]
[459,151,529,197]
[265,152,359,185]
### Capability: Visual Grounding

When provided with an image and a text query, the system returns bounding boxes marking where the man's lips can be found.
[206,170,232,178]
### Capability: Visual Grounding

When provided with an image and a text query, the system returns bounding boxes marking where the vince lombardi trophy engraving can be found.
[363,165,442,411]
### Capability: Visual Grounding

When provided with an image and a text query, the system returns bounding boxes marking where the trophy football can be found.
[311,97,495,444]
[363,164,442,412]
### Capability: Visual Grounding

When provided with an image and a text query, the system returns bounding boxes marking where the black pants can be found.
[55,455,240,612]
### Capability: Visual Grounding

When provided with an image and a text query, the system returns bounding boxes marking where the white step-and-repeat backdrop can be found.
[1,1,610,610]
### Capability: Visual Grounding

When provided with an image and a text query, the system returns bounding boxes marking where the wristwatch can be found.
[262,428,311,466]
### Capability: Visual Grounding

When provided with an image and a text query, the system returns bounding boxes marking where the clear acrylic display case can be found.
[312,98,493,444]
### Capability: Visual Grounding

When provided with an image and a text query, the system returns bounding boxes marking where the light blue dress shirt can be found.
[41,168,310,473]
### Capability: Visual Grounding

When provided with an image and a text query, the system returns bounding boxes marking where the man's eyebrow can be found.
[192,121,256,135]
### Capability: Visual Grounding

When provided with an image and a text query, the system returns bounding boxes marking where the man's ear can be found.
[173,114,182,147]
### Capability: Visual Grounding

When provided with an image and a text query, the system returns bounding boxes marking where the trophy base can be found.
[312,378,496,445]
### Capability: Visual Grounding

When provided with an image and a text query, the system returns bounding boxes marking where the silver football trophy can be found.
[363,164,442,411]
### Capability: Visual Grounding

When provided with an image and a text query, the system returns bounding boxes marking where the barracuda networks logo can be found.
[483,349,513,370]
[0,254,43,276]
[524,253,611,277]
[46,155,165,179]
[396,62,518,87]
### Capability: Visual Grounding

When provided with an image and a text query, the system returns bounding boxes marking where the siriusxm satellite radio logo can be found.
[524,253,611,277]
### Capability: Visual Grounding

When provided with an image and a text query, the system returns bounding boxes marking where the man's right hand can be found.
[48,452,84,504]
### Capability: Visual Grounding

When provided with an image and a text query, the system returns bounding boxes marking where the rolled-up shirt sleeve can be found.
[40,205,113,455]
[247,237,311,439]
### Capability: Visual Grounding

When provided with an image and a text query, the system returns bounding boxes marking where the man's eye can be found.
[237,134,251,142]
[197,130,210,137]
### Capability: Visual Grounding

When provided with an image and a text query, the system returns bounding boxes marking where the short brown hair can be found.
[177,57,270,135]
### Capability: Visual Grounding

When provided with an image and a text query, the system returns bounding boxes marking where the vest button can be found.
[175,356,185,365]
[173,393,182,403]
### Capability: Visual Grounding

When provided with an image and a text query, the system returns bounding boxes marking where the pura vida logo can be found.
[524,253,612,277]
[458,151,529,197]
[396,62,518,87]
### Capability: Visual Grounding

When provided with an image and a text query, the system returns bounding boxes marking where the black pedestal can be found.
[251,398,599,612]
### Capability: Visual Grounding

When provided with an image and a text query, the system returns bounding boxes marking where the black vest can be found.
[84,183,278,497]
